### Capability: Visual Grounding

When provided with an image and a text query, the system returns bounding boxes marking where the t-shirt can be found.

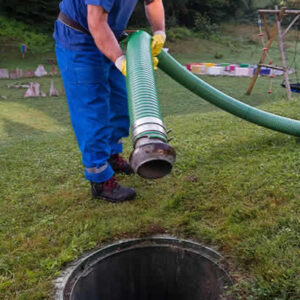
[54,0,153,51]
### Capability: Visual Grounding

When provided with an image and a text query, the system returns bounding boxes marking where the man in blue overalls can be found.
[54,0,166,202]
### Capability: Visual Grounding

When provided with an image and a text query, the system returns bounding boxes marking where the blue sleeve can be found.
[85,0,115,12]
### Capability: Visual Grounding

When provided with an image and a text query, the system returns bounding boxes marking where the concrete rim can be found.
[54,235,232,300]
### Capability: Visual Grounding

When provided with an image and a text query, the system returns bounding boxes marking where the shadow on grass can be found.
[2,117,46,137]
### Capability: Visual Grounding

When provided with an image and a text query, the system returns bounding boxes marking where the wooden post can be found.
[258,9,300,15]
[246,23,278,95]
[263,13,271,40]
[275,6,292,99]
[282,15,300,37]
[246,7,286,96]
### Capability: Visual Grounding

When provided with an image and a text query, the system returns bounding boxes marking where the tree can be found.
[1,0,258,32]
[1,0,59,31]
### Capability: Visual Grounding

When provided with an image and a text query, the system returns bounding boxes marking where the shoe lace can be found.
[102,176,120,192]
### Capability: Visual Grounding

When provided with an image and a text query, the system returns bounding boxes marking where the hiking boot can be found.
[108,154,134,175]
[90,177,136,203]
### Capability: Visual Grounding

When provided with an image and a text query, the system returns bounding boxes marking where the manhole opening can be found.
[56,237,232,300]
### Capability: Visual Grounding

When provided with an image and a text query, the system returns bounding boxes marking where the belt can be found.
[58,12,90,35]
[57,12,129,42]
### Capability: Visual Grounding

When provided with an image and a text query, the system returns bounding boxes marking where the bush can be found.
[166,27,194,42]
[193,12,219,40]
[0,16,53,53]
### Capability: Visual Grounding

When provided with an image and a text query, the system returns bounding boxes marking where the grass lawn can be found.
[0,25,300,299]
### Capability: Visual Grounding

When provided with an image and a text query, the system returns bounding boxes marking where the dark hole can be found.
[137,160,172,179]
[63,239,232,300]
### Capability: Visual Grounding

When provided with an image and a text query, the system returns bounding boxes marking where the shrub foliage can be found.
[0,0,286,32]
[0,16,54,52]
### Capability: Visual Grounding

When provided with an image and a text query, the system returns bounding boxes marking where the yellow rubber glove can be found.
[153,57,159,71]
[151,31,166,57]
[116,55,158,74]
[115,55,127,76]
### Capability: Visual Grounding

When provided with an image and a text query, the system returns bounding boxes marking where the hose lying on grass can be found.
[156,36,300,138]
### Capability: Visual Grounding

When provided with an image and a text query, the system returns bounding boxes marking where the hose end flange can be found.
[130,137,176,179]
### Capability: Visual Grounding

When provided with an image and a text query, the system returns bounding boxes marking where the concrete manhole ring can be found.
[55,236,232,300]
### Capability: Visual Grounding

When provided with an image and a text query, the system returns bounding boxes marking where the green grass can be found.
[253,0,274,8]
[0,25,300,299]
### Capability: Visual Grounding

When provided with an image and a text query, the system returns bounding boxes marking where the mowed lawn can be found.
[0,32,300,299]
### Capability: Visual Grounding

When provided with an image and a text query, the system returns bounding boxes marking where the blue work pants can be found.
[55,44,130,183]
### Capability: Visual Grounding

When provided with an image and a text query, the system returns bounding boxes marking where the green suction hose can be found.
[157,48,300,137]
[126,31,175,179]
[126,31,168,144]
[125,30,300,179]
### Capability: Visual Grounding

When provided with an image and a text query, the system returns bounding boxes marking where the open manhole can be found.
[55,237,232,300]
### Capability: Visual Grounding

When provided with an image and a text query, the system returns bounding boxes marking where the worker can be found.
[54,0,166,203]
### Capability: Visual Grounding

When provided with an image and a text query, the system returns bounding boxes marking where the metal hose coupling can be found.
[130,117,176,179]
[126,31,176,179]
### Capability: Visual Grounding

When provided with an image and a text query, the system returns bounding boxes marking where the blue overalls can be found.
[54,0,139,183]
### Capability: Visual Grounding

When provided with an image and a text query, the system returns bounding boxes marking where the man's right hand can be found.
[115,55,158,77]
[115,55,127,76]
[87,5,123,63]
[115,55,159,76]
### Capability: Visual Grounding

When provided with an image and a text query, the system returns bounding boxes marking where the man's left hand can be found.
[153,57,159,70]
[151,31,166,57]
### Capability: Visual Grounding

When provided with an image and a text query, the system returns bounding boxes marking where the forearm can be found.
[87,5,123,62]
[89,22,122,62]
[145,0,165,33]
